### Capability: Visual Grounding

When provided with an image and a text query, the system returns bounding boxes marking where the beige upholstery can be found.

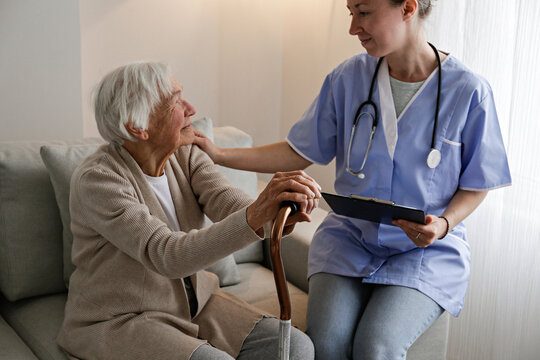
[224,263,308,331]
[0,315,38,360]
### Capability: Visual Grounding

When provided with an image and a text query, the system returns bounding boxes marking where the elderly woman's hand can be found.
[392,215,449,247]
[246,170,321,236]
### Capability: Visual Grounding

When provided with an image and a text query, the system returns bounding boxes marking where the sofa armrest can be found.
[0,315,38,359]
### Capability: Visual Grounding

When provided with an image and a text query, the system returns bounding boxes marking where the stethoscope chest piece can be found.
[426,148,441,169]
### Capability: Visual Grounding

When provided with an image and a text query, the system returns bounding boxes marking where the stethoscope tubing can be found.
[347,42,442,178]
[430,42,442,151]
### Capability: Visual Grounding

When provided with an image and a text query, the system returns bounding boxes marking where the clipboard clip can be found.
[350,195,395,206]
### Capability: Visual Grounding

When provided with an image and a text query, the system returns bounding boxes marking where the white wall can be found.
[80,0,283,147]
[279,0,360,193]
[0,0,82,141]
[217,0,282,147]
[80,0,221,138]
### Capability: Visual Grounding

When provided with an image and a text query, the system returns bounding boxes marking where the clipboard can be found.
[321,192,426,226]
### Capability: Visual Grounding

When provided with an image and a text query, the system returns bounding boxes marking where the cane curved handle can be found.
[270,202,297,321]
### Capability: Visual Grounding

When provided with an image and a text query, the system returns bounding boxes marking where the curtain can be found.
[425,1,540,359]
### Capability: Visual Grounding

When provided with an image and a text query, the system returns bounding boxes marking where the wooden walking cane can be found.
[270,201,298,360]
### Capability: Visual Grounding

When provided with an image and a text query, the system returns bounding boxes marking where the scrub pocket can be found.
[429,138,462,205]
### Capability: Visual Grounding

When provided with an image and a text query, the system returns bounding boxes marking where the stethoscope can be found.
[346,42,442,179]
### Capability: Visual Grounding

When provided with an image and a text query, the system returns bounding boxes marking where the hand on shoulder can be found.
[192,129,222,163]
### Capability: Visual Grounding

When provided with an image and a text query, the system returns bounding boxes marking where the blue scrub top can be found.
[287,53,511,316]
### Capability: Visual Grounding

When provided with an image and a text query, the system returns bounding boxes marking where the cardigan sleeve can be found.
[71,165,261,279]
[186,145,254,223]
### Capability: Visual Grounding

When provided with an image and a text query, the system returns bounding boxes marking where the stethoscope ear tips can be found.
[359,173,366,179]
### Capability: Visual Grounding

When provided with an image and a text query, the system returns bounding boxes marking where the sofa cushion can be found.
[189,117,240,286]
[0,139,100,301]
[203,254,240,287]
[0,315,38,359]
[213,127,262,265]
[0,293,68,360]
[408,312,449,360]
[212,126,258,199]
[0,265,307,360]
[223,263,307,331]
[190,116,214,142]
[40,143,103,287]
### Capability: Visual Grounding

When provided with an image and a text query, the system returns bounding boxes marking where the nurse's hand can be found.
[392,215,448,248]
[193,129,222,163]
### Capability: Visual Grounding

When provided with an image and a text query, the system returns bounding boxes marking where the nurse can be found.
[195,0,512,359]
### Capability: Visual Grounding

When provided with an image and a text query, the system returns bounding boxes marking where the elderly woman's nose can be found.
[184,100,196,116]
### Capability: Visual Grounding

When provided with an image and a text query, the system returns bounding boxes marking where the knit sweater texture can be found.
[56,143,265,360]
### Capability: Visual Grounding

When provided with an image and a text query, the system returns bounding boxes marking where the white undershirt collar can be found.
[377,56,449,160]
[144,171,181,231]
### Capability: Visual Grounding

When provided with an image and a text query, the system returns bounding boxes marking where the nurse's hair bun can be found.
[417,0,433,18]
[389,0,433,19]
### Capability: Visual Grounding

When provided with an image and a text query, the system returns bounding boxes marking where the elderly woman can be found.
[56,62,317,360]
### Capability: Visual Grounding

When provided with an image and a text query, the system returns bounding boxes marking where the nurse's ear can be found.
[401,0,418,21]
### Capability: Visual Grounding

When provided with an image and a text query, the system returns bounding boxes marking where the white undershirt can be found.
[143,171,181,231]
[144,171,198,317]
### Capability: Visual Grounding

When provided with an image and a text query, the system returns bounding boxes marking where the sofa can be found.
[0,117,449,359]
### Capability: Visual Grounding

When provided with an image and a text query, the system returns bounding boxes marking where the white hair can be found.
[94,62,174,144]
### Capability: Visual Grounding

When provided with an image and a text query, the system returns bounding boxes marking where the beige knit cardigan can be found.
[56,143,266,360]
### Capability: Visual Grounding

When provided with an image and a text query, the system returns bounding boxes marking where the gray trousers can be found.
[190,317,314,360]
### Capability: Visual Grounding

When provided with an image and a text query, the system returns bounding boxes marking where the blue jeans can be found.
[306,273,443,360]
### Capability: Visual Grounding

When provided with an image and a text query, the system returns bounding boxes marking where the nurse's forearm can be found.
[215,141,312,173]
[441,189,488,233]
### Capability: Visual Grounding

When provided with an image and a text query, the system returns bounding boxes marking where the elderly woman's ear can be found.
[124,121,149,141]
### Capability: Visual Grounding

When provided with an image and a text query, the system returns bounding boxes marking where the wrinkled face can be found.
[347,0,406,57]
[147,77,196,151]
